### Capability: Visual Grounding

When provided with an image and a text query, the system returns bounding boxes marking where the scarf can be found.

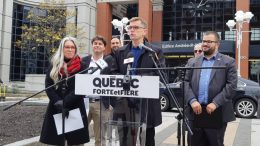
[60,55,81,77]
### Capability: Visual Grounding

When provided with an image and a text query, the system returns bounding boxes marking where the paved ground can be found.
[82,112,260,146]
[154,112,260,146]
[2,99,260,146]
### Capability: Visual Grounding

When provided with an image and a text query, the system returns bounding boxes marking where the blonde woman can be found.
[40,36,89,145]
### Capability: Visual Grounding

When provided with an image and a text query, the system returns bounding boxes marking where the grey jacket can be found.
[184,53,237,122]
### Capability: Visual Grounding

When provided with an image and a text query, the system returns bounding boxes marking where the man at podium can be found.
[113,17,165,146]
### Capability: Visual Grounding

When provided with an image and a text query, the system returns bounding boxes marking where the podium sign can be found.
[75,74,159,99]
[75,74,158,146]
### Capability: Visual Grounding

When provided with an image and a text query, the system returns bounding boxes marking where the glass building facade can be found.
[8,0,260,82]
[11,3,49,81]
[249,0,260,82]
[162,0,260,82]
[11,3,69,81]
[0,0,95,83]
[163,0,236,41]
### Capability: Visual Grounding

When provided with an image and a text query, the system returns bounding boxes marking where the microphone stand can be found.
[146,52,193,136]
[61,80,66,146]
[147,53,187,145]
[3,66,94,146]
[3,66,94,111]
[180,69,186,146]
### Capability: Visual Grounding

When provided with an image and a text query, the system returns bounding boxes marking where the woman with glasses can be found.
[40,36,89,146]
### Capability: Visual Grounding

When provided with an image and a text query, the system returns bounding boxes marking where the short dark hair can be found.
[111,35,120,40]
[111,36,121,43]
[203,31,220,42]
[91,35,107,46]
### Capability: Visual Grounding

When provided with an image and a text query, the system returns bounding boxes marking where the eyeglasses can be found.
[202,40,218,44]
[194,50,203,53]
[126,25,145,30]
[64,46,76,50]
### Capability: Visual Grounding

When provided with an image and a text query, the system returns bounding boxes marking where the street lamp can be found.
[226,10,254,77]
[111,17,129,45]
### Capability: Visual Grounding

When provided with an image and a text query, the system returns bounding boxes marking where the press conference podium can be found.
[101,97,148,146]
[75,74,159,146]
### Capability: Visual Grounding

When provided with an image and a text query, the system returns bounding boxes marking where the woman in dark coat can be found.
[40,36,89,145]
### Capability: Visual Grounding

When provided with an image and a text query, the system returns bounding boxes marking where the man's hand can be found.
[206,103,217,114]
[191,101,202,115]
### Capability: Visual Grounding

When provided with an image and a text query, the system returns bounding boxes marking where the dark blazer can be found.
[40,62,89,145]
[184,53,237,123]
[113,41,165,128]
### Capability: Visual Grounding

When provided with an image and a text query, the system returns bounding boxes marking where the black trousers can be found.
[145,127,155,146]
[188,123,227,146]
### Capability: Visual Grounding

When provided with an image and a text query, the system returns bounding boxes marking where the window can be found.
[163,0,236,41]
[10,3,50,81]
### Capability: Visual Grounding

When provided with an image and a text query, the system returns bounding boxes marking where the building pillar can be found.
[236,0,250,79]
[152,0,163,42]
[138,0,152,41]
[67,0,96,56]
[0,0,13,82]
[96,2,112,55]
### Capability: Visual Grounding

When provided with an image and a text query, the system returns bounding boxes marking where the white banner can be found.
[75,74,159,99]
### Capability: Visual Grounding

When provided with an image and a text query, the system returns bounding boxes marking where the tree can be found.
[16,0,86,57]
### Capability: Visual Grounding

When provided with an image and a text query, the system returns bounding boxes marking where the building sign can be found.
[162,42,199,49]
[153,40,235,54]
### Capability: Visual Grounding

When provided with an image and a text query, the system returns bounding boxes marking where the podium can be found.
[101,97,148,146]
[75,74,159,146]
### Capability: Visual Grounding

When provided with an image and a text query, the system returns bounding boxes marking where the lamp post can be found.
[111,17,129,45]
[226,10,254,77]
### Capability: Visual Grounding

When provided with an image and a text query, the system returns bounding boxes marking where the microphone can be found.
[88,55,112,74]
[124,52,134,75]
[123,52,134,90]
[139,43,156,53]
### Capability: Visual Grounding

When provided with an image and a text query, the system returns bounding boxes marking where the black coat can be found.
[40,62,89,145]
[113,41,165,128]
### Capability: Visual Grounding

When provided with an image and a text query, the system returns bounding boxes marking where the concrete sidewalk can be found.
[2,105,260,146]
[83,112,260,146]
[155,114,260,146]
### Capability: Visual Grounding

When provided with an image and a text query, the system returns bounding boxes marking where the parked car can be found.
[160,77,260,118]
[159,81,183,112]
[234,77,260,118]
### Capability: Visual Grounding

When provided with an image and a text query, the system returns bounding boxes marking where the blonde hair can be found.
[49,36,79,84]
[194,43,202,50]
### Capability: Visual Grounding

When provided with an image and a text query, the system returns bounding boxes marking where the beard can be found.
[203,47,215,56]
